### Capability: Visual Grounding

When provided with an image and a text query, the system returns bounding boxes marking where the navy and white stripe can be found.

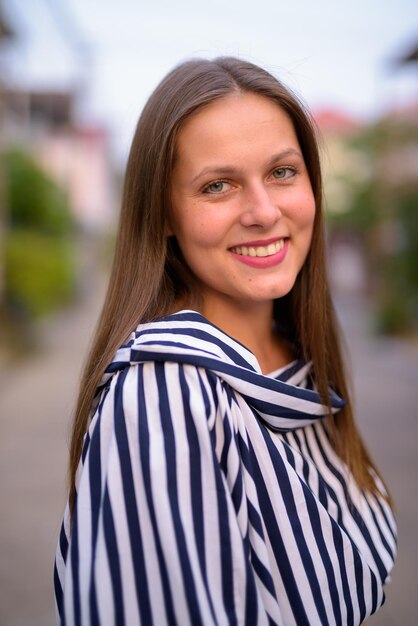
[55,310,396,625]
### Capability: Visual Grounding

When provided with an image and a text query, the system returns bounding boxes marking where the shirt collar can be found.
[103,310,345,432]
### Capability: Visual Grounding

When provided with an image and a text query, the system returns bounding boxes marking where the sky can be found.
[3,0,418,163]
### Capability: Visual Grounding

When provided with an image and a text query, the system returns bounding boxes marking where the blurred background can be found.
[0,0,417,624]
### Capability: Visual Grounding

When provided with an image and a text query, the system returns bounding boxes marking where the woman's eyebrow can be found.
[190,165,241,185]
[265,148,303,169]
[190,148,303,185]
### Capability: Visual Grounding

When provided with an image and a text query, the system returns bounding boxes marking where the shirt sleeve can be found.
[59,360,273,626]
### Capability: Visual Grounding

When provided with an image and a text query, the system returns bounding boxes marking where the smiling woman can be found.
[168,93,315,334]
[54,57,396,626]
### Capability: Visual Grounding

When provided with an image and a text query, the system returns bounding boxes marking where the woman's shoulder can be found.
[105,309,261,378]
[94,310,344,431]
[91,310,261,413]
[89,311,248,440]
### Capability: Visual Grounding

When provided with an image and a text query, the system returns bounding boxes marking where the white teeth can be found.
[232,239,285,257]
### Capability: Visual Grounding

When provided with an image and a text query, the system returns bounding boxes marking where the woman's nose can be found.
[240,184,282,228]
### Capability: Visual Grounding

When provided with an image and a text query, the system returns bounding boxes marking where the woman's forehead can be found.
[173,93,300,172]
[179,92,292,136]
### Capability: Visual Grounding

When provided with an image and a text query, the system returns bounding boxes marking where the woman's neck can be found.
[201,297,294,374]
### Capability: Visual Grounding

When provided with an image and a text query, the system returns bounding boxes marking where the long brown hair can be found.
[68,57,388,515]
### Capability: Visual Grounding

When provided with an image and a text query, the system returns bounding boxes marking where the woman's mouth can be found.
[229,238,289,268]
[229,238,285,257]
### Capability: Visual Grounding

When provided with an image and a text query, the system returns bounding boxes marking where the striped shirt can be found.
[54,310,397,626]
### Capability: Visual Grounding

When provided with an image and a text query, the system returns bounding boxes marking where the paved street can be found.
[334,292,418,626]
[0,283,105,626]
[0,285,417,625]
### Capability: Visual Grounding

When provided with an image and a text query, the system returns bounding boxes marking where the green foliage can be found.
[328,180,378,231]
[375,298,412,335]
[5,229,75,318]
[349,118,418,154]
[376,189,418,333]
[2,146,77,320]
[397,191,418,285]
[4,147,73,235]
[327,117,418,335]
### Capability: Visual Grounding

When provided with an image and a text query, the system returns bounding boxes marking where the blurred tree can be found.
[0,4,16,309]
[6,148,73,234]
[2,147,76,322]
[5,230,74,317]
[327,113,418,334]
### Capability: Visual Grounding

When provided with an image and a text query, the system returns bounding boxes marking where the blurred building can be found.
[314,107,369,294]
[314,78,418,332]
[315,108,366,213]
[1,0,116,234]
[395,39,418,66]
[2,86,115,233]
[0,9,14,41]
[0,5,16,301]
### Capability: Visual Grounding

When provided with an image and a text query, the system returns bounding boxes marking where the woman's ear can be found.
[165,221,174,237]
[165,215,175,237]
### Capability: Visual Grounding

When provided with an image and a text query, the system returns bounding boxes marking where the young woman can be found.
[54,57,396,626]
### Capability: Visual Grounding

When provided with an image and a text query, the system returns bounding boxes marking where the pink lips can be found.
[229,239,289,269]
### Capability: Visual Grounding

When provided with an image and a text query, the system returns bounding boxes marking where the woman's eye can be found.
[203,180,228,194]
[272,167,295,180]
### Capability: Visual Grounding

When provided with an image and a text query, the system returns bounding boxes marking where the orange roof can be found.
[313,108,363,135]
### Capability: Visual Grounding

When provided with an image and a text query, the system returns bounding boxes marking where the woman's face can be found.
[168,92,315,312]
